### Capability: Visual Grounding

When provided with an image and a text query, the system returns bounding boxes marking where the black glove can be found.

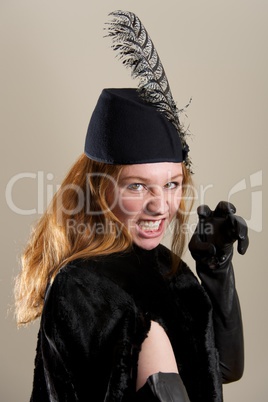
[189,201,248,269]
[135,372,190,401]
[189,201,249,383]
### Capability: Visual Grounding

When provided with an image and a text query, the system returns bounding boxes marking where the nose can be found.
[144,189,168,216]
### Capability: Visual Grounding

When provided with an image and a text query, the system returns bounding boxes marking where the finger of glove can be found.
[214,201,236,218]
[225,213,249,255]
[189,232,216,258]
[197,204,212,218]
[234,215,249,255]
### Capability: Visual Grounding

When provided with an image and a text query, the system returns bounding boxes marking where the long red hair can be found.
[14,154,193,325]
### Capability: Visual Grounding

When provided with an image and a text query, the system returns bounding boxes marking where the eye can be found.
[164,181,180,190]
[127,183,146,191]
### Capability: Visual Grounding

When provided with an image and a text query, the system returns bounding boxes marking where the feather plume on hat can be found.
[106,10,192,171]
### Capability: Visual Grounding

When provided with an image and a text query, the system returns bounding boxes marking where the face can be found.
[107,162,183,250]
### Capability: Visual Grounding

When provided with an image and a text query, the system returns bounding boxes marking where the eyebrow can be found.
[119,174,183,183]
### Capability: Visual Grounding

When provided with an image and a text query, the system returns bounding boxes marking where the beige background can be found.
[1,0,267,401]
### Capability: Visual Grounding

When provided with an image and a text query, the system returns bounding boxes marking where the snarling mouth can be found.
[138,220,162,232]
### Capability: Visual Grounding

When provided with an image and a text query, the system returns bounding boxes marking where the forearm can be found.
[197,261,244,382]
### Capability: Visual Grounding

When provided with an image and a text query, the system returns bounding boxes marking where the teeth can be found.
[139,220,161,231]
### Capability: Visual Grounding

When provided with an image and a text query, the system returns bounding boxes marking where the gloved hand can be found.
[189,201,249,270]
[189,201,249,383]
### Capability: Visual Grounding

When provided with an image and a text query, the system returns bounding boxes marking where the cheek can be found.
[109,191,145,224]
[116,188,145,216]
[117,196,144,217]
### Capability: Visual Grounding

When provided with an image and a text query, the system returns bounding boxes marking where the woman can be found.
[15,11,249,402]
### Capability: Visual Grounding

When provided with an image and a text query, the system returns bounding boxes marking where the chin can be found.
[133,237,162,250]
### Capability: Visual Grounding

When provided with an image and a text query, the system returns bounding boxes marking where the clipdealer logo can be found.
[5,171,58,215]
[5,170,263,232]
[227,170,263,233]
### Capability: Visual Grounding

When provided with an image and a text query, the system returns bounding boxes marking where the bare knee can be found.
[136,321,178,390]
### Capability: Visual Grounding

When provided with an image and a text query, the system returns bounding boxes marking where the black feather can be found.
[106,10,191,170]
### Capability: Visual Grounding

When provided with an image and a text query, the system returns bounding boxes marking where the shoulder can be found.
[41,259,149,360]
[45,258,136,317]
[42,258,143,344]
[49,259,108,296]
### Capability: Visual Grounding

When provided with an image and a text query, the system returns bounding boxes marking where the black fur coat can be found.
[30,245,226,402]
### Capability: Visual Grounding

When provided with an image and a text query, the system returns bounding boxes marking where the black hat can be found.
[85,88,186,164]
[84,11,191,170]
